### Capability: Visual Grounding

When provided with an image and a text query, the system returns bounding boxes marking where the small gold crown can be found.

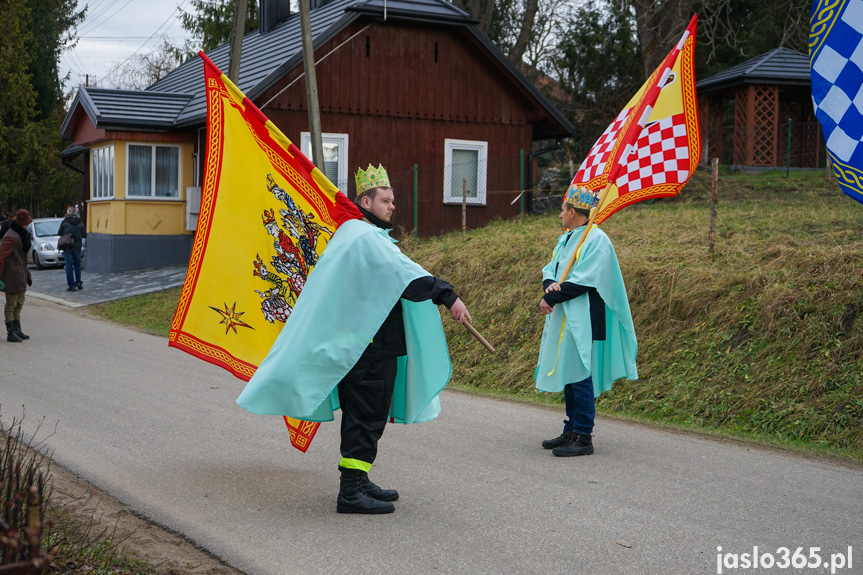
[564,184,599,211]
[355,164,391,196]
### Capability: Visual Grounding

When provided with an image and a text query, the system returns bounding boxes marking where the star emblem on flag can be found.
[210,302,254,334]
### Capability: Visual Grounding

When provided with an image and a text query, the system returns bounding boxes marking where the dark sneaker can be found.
[542,432,574,449]
[67,286,77,291]
[77,283,83,290]
[552,434,594,457]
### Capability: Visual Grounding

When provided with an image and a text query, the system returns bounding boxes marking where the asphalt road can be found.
[2,300,861,575]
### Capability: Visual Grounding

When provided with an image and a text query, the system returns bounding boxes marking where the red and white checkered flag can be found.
[575,109,629,184]
[572,15,701,224]
[616,114,691,194]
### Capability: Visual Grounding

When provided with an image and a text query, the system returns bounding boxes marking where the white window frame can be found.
[125,143,182,199]
[300,132,349,192]
[443,138,488,206]
[91,144,115,199]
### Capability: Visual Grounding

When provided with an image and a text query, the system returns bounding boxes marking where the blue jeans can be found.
[64,249,82,287]
[563,376,595,435]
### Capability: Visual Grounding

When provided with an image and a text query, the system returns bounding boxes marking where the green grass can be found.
[91,170,863,461]
[44,509,156,575]
[90,287,182,337]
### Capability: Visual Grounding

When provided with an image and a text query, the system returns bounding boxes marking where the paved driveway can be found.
[26,264,187,307]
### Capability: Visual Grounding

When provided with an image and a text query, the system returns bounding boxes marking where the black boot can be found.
[6,322,22,343]
[359,473,399,502]
[552,433,594,457]
[337,468,395,514]
[12,320,29,340]
[541,432,574,449]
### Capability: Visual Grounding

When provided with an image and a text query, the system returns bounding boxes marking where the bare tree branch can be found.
[508,0,540,64]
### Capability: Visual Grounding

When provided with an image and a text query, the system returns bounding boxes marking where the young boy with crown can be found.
[535,184,638,457]
[239,164,471,514]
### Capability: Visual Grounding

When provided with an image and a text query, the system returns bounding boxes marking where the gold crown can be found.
[355,164,391,195]
[564,184,599,211]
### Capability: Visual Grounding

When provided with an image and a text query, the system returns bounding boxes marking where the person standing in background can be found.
[0,210,34,342]
[58,206,86,291]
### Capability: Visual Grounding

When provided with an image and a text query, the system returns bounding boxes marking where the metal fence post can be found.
[413,163,418,237]
[519,148,525,215]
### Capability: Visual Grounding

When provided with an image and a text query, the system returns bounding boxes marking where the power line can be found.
[79,35,193,40]
[78,0,135,35]
[76,0,125,35]
[61,52,87,76]
[114,0,189,69]
[67,50,91,76]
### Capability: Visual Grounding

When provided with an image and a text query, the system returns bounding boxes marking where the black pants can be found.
[338,351,398,466]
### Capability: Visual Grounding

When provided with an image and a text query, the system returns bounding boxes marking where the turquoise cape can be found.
[237,218,452,423]
[535,225,638,395]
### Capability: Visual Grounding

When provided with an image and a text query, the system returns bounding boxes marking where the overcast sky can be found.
[61,0,192,91]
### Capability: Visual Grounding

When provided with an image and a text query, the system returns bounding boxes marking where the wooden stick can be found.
[557,182,612,282]
[462,179,467,238]
[709,157,718,252]
[462,322,495,353]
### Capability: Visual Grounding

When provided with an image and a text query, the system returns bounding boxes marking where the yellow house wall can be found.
[87,141,195,236]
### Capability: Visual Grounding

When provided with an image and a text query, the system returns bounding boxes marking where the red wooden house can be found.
[60,0,574,272]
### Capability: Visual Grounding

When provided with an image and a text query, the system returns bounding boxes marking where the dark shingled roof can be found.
[60,87,192,138]
[697,47,811,94]
[62,0,573,138]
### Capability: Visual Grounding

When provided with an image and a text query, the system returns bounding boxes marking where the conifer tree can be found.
[0,0,83,216]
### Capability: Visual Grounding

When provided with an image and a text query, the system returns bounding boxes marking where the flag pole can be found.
[556,15,696,283]
[556,181,612,282]
[463,322,495,352]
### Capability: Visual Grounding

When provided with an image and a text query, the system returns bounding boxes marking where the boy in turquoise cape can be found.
[237,164,472,514]
[535,184,638,456]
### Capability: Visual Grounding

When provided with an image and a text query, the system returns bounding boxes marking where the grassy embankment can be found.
[92,169,863,460]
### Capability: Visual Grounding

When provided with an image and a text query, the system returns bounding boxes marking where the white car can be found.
[27,217,86,270]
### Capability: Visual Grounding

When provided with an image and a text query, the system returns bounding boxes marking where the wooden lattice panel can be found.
[777,100,823,168]
[709,97,724,164]
[734,89,749,165]
[699,96,725,164]
[751,85,778,166]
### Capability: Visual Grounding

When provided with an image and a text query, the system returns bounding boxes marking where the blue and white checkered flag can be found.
[811,0,863,205]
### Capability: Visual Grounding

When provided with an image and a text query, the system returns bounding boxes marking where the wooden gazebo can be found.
[697,48,822,168]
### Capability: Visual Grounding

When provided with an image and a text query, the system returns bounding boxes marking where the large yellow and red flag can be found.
[169,53,361,451]
[573,14,701,223]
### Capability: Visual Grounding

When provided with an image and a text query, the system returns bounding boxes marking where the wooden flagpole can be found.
[463,322,495,352]
[556,15,697,284]
[556,181,612,282]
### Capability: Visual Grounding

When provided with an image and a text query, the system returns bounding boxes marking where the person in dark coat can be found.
[0,209,34,342]
[0,211,13,239]
[58,206,87,291]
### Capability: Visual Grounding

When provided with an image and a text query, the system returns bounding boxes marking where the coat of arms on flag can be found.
[810,0,863,205]
[169,53,361,451]
[573,14,701,223]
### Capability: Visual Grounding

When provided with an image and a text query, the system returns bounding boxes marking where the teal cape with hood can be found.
[237,218,452,423]
[535,224,638,395]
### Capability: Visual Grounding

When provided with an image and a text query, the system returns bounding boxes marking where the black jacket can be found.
[58,216,87,251]
[370,275,458,358]
[358,209,459,358]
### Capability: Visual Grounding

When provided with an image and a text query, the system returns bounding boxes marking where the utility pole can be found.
[228,0,248,83]
[299,0,323,165]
